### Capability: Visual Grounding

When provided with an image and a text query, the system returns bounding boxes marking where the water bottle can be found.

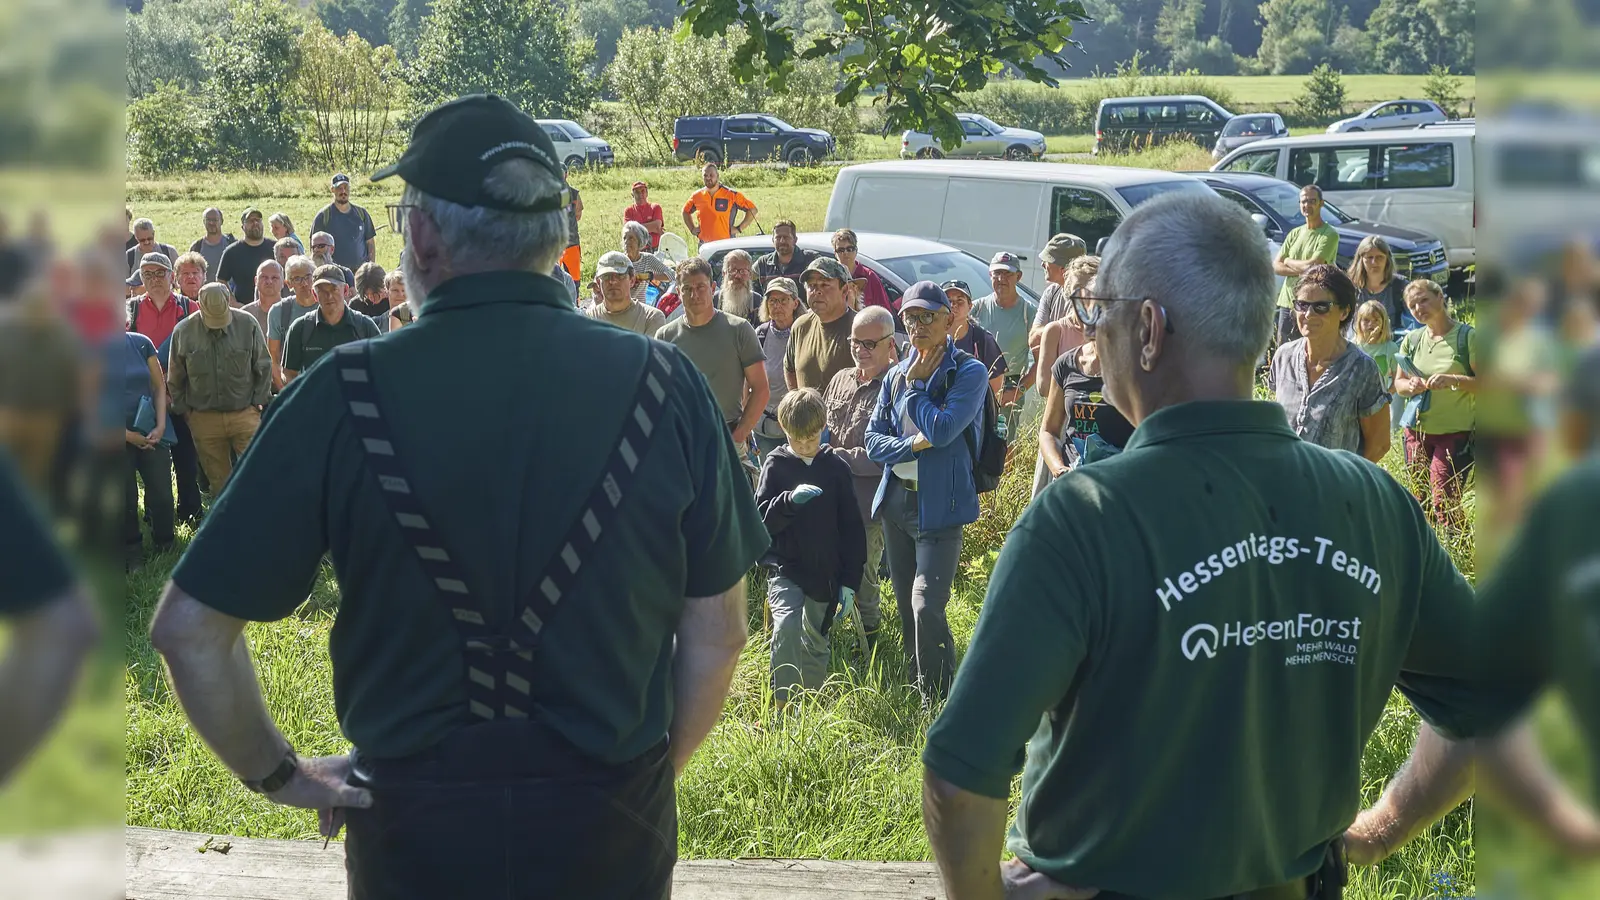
[995,411,1008,442]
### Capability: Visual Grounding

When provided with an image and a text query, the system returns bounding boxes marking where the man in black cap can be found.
[312,173,378,272]
[148,94,766,900]
[214,208,276,308]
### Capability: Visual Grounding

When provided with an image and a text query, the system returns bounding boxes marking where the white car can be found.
[1326,100,1448,134]
[535,119,615,169]
[901,114,1046,160]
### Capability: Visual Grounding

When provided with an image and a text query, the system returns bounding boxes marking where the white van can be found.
[824,160,1241,294]
[1212,125,1475,270]
[535,119,615,169]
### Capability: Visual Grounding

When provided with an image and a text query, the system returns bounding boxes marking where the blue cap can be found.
[900,280,950,313]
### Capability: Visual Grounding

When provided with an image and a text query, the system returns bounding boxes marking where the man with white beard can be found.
[717,249,761,321]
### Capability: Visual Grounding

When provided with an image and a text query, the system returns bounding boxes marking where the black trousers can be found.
[125,443,174,550]
[168,413,203,515]
[344,719,677,900]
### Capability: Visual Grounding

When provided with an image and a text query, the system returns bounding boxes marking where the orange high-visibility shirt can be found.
[683,186,753,243]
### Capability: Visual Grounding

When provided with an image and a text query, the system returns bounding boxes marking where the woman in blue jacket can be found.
[865,281,989,702]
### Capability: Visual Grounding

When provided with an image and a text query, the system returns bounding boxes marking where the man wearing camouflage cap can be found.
[588,250,666,337]
[149,94,765,900]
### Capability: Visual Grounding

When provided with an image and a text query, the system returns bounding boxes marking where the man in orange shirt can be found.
[682,163,757,246]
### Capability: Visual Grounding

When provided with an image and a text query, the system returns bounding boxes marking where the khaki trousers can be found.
[185,407,260,494]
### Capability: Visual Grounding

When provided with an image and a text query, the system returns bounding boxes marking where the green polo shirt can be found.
[171,270,768,762]
[0,451,74,616]
[281,305,379,375]
[1275,223,1340,309]
[924,400,1488,900]
[1474,456,1600,806]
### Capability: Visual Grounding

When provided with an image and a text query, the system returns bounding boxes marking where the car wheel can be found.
[563,155,585,171]
[698,148,721,165]
[785,145,810,166]
[1005,145,1032,160]
[919,147,944,160]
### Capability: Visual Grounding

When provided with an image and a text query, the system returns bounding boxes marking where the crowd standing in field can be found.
[0,86,1592,900]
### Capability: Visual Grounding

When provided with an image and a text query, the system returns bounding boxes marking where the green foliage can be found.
[203,0,307,170]
[312,0,396,48]
[1169,36,1241,76]
[566,0,677,78]
[1294,63,1347,122]
[126,81,213,173]
[958,80,1081,136]
[1365,0,1474,76]
[1422,65,1465,119]
[126,0,234,99]
[605,25,857,161]
[1255,0,1339,75]
[408,0,596,121]
[296,22,407,172]
[1328,23,1376,75]
[677,0,1093,148]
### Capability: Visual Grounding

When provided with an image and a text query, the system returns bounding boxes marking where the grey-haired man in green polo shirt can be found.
[922,191,1492,900]
[147,94,767,900]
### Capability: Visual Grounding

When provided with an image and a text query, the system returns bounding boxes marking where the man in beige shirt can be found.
[166,282,272,492]
[821,305,898,653]
[586,251,665,338]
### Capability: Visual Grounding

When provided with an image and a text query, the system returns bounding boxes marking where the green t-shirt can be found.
[0,451,74,616]
[972,293,1039,379]
[1275,223,1340,309]
[1399,323,1478,435]
[657,310,766,425]
[1474,456,1600,806]
[924,401,1489,900]
[171,271,769,762]
[1354,339,1399,386]
[281,307,378,375]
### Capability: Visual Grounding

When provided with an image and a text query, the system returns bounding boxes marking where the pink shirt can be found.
[853,262,893,312]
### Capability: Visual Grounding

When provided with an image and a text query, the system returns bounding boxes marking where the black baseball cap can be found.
[371,94,568,213]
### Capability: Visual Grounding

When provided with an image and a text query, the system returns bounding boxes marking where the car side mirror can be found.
[1095,237,1110,255]
[1251,213,1272,234]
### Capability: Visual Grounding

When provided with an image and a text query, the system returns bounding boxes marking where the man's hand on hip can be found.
[1002,859,1099,899]
[266,753,372,838]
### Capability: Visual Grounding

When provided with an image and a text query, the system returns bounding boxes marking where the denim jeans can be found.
[880,478,962,701]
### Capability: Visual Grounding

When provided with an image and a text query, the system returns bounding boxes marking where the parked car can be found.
[900,113,1046,160]
[698,231,1042,314]
[1212,113,1289,160]
[1212,124,1475,273]
[1093,95,1233,156]
[672,114,835,165]
[1185,171,1450,285]
[1476,112,1600,270]
[824,160,1280,294]
[536,119,614,169]
[1325,100,1448,133]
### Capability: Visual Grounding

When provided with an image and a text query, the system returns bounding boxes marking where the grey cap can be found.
[137,251,173,272]
[1040,233,1087,266]
[802,256,851,284]
[988,251,1022,273]
[764,276,799,298]
[595,251,633,276]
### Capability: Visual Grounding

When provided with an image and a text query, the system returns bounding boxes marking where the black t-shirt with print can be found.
[1052,345,1134,449]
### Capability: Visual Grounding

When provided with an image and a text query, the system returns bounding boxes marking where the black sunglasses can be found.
[1292,299,1334,315]
[1070,292,1177,335]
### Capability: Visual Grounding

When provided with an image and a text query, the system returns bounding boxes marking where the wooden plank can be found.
[126,826,947,900]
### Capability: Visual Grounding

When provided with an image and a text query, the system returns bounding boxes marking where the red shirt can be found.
[853,262,894,313]
[623,202,664,249]
[128,292,192,351]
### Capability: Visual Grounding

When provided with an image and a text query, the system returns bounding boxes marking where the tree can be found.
[408,0,595,120]
[126,0,234,98]
[1421,64,1463,117]
[312,0,396,48]
[675,0,1093,148]
[1255,0,1338,75]
[203,0,305,169]
[297,22,406,171]
[567,0,677,77]
[127,80,213,172]
[1154,0,1203,66]
[1366,0,1475,75]
[1293,62,1346,122]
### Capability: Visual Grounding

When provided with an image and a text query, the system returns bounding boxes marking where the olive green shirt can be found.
[924,401,1488,900]
[1275,223,1340,309]
[167,309,272,415]
[1399,323,1478,435]
[171,271,768,762]
[1474,456,1600,806]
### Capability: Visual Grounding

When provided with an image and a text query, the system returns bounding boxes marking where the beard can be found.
[718,279,751,317]
[399,245,426,320]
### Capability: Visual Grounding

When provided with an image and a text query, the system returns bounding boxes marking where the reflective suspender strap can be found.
[334,341,677,721]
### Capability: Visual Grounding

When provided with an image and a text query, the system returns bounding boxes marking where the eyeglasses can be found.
[834,245,857,253]
[1069,292,1177,335]
[386,204,419,235]
[312,242,333,251]
[850,336,891,351]
[287,273,312,283]
[1292,299,1334,315]
[140,269,169,280]
[902,309,945,326]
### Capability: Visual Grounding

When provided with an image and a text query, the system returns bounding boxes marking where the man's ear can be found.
[1139,300,1168,372]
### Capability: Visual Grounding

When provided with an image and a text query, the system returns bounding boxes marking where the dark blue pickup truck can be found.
[673,114,835,165]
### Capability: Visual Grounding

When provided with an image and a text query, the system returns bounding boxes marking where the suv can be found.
[1212,113,1288,160]
[673,114,835,165]
[1094,95,1233,156]
[901,113,1046,160]
[535,119,614,169]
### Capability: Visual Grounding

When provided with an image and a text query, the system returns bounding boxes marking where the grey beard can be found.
[399,247,426,319]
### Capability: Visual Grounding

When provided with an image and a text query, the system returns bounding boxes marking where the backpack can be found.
[950,349,1007,493]
[126,295,195,369]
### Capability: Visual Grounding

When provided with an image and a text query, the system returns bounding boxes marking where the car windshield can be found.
[876,251,1040,303]
[1245,181,1351,227]
[967,115,1001,133]
[562,122,593,139]
[763,116,796,132]
[1116,179,1217,209]
[1223,116,1276,137]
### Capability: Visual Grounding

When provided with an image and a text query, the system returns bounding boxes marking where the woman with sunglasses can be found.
[1270,264,1391,463]
[1035,282,1136,495]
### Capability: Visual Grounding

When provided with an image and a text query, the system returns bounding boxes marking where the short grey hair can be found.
[1098,191,1273,368]
[402,157,567,274]
[274,237,300,255]
[256,259,283,278]
[622,221,650,250]
[285,254,315,277]
[133,218,155,234]
[854,305,895,337]
[311,231,334,246]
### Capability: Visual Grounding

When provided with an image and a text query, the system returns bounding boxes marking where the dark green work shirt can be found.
[281,306,380,375]
[0,450,74,616]
[924,401,1487,900]
[171,270,768,762]
[1475,455,1600,807]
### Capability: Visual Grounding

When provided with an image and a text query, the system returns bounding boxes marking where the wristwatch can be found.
[242,748,299,794]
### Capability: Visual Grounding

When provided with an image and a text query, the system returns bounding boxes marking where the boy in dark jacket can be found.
[754,387,867,710]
